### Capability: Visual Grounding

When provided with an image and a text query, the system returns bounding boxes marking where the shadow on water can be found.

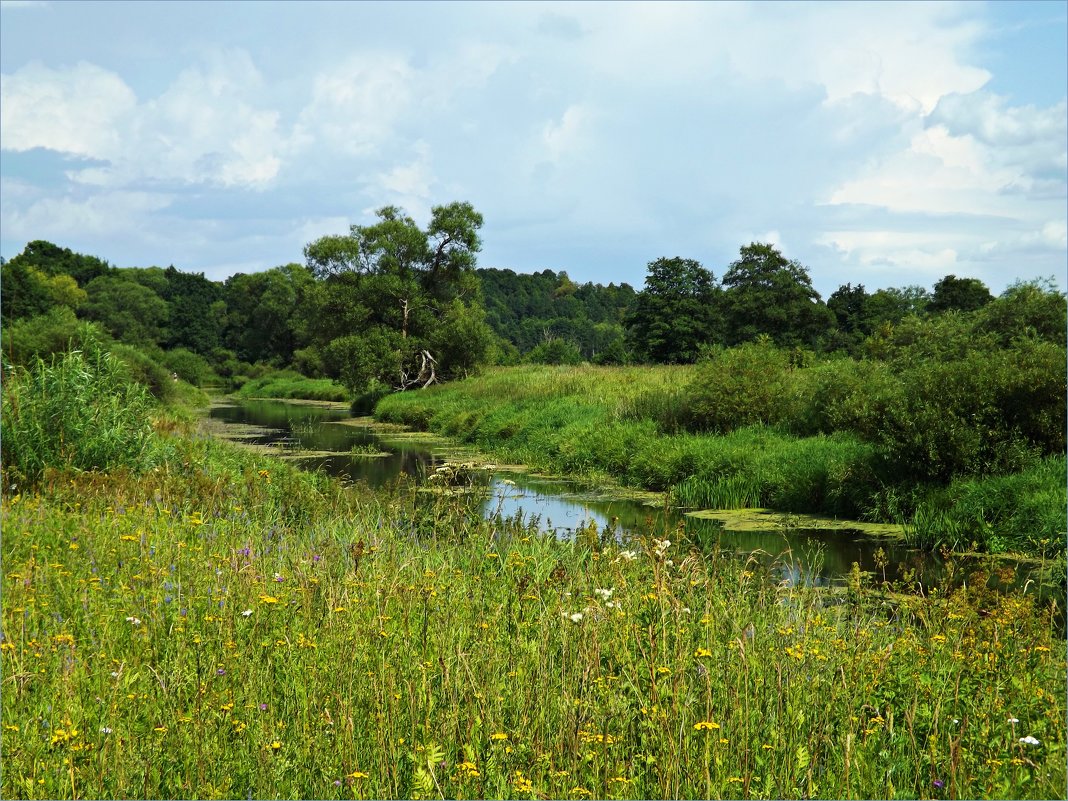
[209,398,1061,600]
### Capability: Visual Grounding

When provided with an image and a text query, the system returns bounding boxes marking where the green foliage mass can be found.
[1,347,168,487]
[377,354,1066,555]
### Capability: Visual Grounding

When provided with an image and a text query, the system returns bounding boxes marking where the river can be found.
[207,397,1053,597]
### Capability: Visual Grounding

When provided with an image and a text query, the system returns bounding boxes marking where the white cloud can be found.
[1,190,172,241]
[368,141,435,221]
[2,51,287,189]
[1,61,137,158]
[542,104,593,162]
[294,53,414,157]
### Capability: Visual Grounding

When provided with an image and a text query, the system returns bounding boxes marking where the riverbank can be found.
[374,366,1067,560]
[2,351,1065,799]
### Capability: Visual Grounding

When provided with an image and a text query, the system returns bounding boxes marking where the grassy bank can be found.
[375,366,1066,556]
[233,371,349,402]
[2,351,1066,799]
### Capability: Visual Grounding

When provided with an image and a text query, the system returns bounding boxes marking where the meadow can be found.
[1,348,1066,799]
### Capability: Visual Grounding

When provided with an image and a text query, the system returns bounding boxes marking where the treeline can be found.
[2,206,1065,396]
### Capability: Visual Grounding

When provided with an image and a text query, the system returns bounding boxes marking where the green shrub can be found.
[110,343,179,405]
[1,309,109,365]
[684,340,793,432]
[162,347,220,386]
[1,348,165,486]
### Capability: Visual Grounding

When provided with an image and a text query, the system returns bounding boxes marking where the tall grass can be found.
[1,438,1064,799]
[1,349,168,487]
[2,355,1064,799]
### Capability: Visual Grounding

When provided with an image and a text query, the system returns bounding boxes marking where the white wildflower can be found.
[1008,717,1020,724]
[594,588,614,601]
[125,616,141,626]
[100,726,113,734]
[568,612,584,624]
[241,609,253,617]
[1019,735,1040,746]
[616,550,638,562]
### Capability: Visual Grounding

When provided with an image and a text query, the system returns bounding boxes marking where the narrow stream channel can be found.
[208,398,1055,597]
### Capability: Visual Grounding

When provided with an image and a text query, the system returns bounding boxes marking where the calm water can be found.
[209,398,1051,594]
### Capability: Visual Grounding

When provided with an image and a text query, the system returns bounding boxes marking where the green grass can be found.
[3,441,1065,799]
[375,366,1066,555]
[234,371,350,402]
[1,349,172,486]
[2,358,1065,799]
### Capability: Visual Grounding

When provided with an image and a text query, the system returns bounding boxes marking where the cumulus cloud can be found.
[2,51,287,190]
[1,61,137,158]
[293,53,414,158]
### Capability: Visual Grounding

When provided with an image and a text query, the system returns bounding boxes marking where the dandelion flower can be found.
[490,732,509,741]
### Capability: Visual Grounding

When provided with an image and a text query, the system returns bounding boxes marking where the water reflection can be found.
[208,398,1055,596]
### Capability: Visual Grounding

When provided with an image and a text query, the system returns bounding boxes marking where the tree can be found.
[720,243,834,347]
[302,201,489,392]
[83,275,169,344]
[224,264,314,364]
[625,257,720,363]
[928,274,993,314]
[5,240,110,286]
[161,267,224,354]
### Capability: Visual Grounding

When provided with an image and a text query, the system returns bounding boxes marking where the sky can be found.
[1,0,1065,299]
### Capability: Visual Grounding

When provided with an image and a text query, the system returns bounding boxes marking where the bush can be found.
[162,347,220,387]
[684,341,793,433]
[110,343,179,405]
[1,348,164,486]
[526,338,583,365]
[1,309,109,365]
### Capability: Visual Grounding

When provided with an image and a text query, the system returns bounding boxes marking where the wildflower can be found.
[593,588,614,601]
[1008,717,1020,724]
[490,732,509,741]
[1019,735,1040,746]
[216,668,226,676]
[273,573,284,582]
[269,740,281,751]
[568,612,584,624]
[694,721,720,731]
[241,609,253,617]
[259,703,268,711]
[259,595,279,605]
[616,550,637,562]
[346,770,369,779]
[933,779,944,789]
[694,648,713,658]
[125,616,142,626]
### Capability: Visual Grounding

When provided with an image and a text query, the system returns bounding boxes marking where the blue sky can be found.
[1,0,1065,298]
